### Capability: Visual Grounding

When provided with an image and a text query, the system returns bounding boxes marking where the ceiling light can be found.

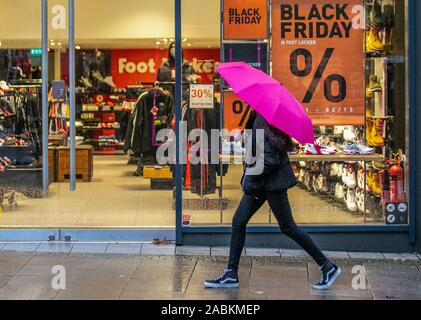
[156,41,161,45]
[187,43,192,47]
[58,42,62,46]
[0,41,2,47]
[170,38,174,42]
[183,38,187,42]
[163,38,168,43]
[51,42,55,46]
[75,45,81,50]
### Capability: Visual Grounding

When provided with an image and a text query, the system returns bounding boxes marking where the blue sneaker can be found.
[313,264,342,290]
[204,269,239,288]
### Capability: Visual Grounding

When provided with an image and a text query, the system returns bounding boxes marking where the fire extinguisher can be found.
[389,160,403,203]
[381,169,390,211]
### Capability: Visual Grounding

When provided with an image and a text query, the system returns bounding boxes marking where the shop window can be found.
[182,0,410,227]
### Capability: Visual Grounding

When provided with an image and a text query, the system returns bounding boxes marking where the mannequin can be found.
[157,42,197,84]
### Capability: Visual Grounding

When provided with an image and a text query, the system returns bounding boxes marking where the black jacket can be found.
[241,114,297,196]
[124,88,174,159]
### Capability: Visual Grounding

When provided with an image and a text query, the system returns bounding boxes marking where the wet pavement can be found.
[0,249,420,300]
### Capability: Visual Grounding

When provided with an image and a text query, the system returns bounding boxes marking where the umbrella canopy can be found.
[217,62,314,144]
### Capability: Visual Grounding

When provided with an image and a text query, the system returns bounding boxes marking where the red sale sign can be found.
[61,49,220,88]
[111,49,220,87]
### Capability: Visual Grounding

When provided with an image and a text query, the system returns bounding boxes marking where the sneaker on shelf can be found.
[333,126,345,136]
[366,170,374,192]
[330,163,338,176]
[321,176,329,193]
[313,175,320,193]
[371,171,382,196]
[336,183,344,200]
[343,142,375,155]
[357,167,365,190]
[366,26,384,52]
[370,119,385,147]
[372,161,386,171]
[103,76,117,88]
[344,187,358,212]
[334,183,340,199]
[337,164,343,178]
[341,165,348,185]
[356,188,365,213]
[317,136,337,149]
[0,81,12,91]
[343,126,357,142]
[345,166,357,189]
[204,269,239,288]
[92,70,104,82]
[79,76,93,88]
[304,171,312,191]
[368,75,382,94]
[298,169,305,184]
[305,140,337,155]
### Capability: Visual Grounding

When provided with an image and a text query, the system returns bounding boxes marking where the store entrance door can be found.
[0,0,179,242]
[50,0,179,241]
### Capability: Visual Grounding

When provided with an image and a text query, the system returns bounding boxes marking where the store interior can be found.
[0,0,410,228]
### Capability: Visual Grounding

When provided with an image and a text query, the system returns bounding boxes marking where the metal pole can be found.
[69,0,76,191]
[408,0,416,246]
[42,0,49,193]
[175,0,183,245]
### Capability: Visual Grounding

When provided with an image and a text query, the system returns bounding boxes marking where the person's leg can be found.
[266,190,328,267]
[227,194,266,272]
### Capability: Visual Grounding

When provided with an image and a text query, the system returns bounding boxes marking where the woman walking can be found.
[204,112,341,290]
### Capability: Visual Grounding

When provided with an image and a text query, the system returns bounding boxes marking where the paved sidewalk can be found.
[0,244,420,300]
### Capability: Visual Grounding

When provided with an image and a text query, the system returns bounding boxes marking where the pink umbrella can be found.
[217,62,314,144]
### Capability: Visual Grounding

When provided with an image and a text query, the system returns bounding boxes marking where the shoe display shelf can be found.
[78,106,124,155]
[364,0,403,222]
[220,153,384,164]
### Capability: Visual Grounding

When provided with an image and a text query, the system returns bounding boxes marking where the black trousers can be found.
[228,190,329,272]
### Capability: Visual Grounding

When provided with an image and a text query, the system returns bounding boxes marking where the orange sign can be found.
[272,0,365,126]
[223,0,268,39]
[223,91,252,131]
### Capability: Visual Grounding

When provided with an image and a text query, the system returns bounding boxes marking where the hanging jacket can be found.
[124,88,174,159]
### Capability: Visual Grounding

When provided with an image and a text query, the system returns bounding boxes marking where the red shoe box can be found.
[93,129,115,140]
[101,113,116,123]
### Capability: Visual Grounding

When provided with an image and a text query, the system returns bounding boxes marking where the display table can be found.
[56,145,94,182]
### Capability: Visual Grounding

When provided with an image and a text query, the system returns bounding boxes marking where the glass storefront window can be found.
[0,0,413,236]
[181,0,410,228]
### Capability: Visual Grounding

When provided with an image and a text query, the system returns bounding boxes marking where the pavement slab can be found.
[0,252,419,300]
[0,276,60,300]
